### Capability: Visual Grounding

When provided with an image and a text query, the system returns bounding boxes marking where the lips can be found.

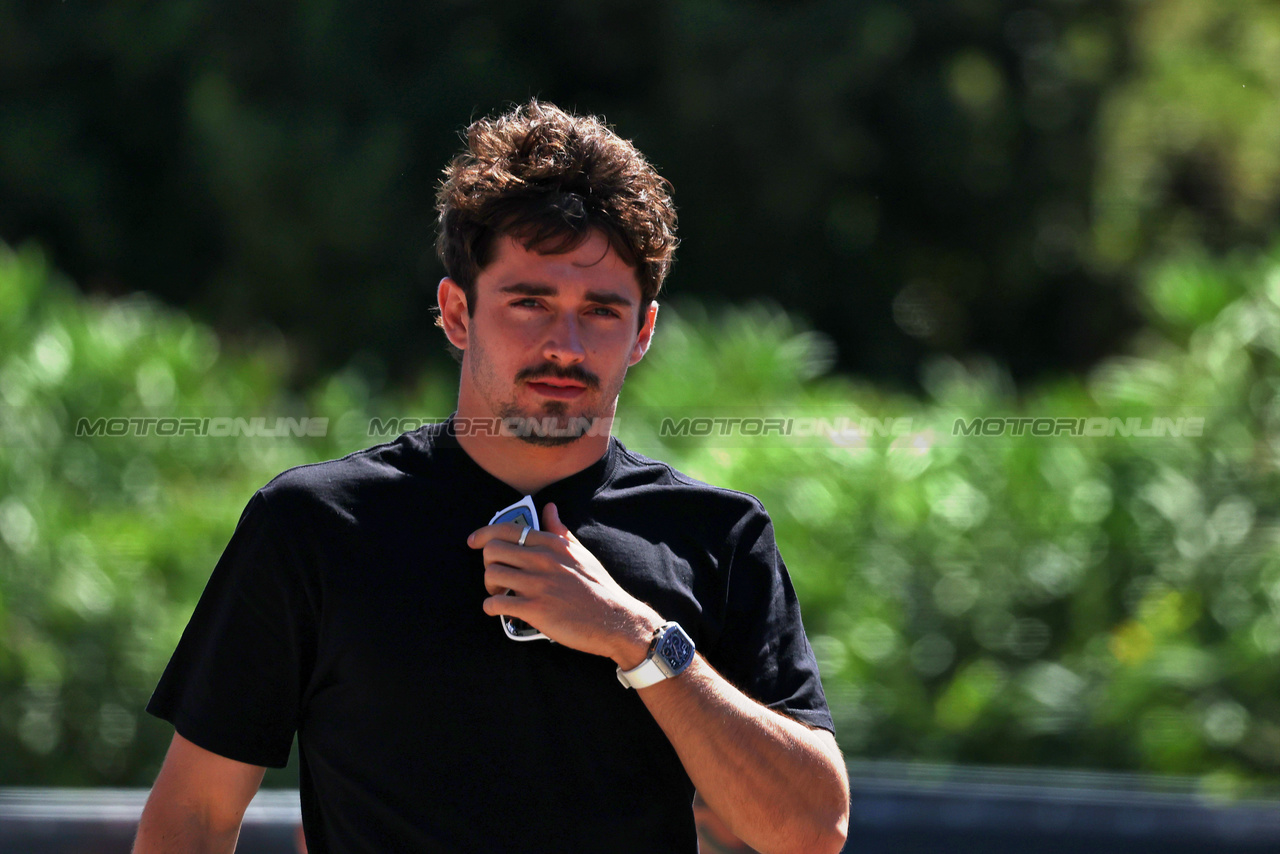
[527,380,587,399]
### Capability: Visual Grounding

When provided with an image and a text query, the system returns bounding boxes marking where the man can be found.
[135,100,849,854]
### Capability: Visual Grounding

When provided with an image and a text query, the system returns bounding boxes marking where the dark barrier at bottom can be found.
[0,789,301,854]
[841,761,1280,854]
[2,762,1279,853]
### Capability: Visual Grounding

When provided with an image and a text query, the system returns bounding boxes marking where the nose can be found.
[542,312,586,364]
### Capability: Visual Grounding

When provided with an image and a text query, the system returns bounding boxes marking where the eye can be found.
[589,306,621,318]
[511,298,542,309]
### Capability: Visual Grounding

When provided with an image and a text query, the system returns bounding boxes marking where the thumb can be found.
[542,502,575,540]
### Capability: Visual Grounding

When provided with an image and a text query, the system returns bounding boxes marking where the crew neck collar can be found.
[426,413,619,505]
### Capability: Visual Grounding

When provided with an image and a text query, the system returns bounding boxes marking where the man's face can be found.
[439,230,657,446]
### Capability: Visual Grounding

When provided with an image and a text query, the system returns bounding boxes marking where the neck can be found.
[452,406,616,496]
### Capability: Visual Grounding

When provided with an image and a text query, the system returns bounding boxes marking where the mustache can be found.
[517,365,599,389]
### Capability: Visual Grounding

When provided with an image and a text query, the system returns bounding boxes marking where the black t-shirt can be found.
[147,418,833,853]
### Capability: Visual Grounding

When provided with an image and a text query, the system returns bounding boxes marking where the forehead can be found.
[479,231,642,301]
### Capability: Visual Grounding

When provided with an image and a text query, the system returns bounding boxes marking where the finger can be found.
[541,502,576,542]
[468,521,530,549]
[483,562,530,597]
[482,538,547,570]
[482,592,533,617]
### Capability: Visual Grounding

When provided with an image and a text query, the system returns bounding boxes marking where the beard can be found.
[462,331,623,446]
[496,399,608,447]
[497,361,618,447]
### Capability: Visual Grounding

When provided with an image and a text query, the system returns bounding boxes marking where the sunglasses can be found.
[488,495,551,642]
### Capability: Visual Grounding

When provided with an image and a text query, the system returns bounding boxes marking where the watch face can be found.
[659,628,694,671]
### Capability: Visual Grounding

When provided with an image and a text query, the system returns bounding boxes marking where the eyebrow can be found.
[498,282,635,308]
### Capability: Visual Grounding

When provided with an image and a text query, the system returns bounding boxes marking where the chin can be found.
[515,432,585,448]
[497,403,605,446]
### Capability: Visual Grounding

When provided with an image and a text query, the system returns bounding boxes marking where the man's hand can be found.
[470,501,850,854]
[468,502,661,667]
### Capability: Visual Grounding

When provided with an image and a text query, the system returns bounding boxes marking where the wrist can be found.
[615,621,697,690]
[611,610,665,670]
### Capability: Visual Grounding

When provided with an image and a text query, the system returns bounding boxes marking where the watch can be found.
[616,621,696,689]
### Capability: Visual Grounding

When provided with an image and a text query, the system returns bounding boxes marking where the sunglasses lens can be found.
[487,496,549,641]
[503,616,542,638]
[492,508,534,527]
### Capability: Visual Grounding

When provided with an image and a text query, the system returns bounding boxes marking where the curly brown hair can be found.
[435,100,678,328]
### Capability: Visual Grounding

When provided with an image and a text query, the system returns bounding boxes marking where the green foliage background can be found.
[4,238,1280,793]
[3,0,1280,798]
[4,0,1279,388]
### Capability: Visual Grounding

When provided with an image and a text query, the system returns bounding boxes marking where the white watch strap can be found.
[616,655,668,690]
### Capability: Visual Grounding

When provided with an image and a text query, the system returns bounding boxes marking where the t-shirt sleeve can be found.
[146,489,316,768]
[710,503,835,734]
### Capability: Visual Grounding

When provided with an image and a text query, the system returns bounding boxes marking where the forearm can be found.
[472,512,848,851]
[133,797,243,854]
[634,655,849,854]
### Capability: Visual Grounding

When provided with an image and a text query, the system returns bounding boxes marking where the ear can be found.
[628,301,659,366]
[437,277,470,352]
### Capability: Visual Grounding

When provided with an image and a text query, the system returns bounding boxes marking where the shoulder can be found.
[607,440,772,534]
[253,428,434,518]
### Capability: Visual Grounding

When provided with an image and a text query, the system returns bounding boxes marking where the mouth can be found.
[526,380,588,400]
